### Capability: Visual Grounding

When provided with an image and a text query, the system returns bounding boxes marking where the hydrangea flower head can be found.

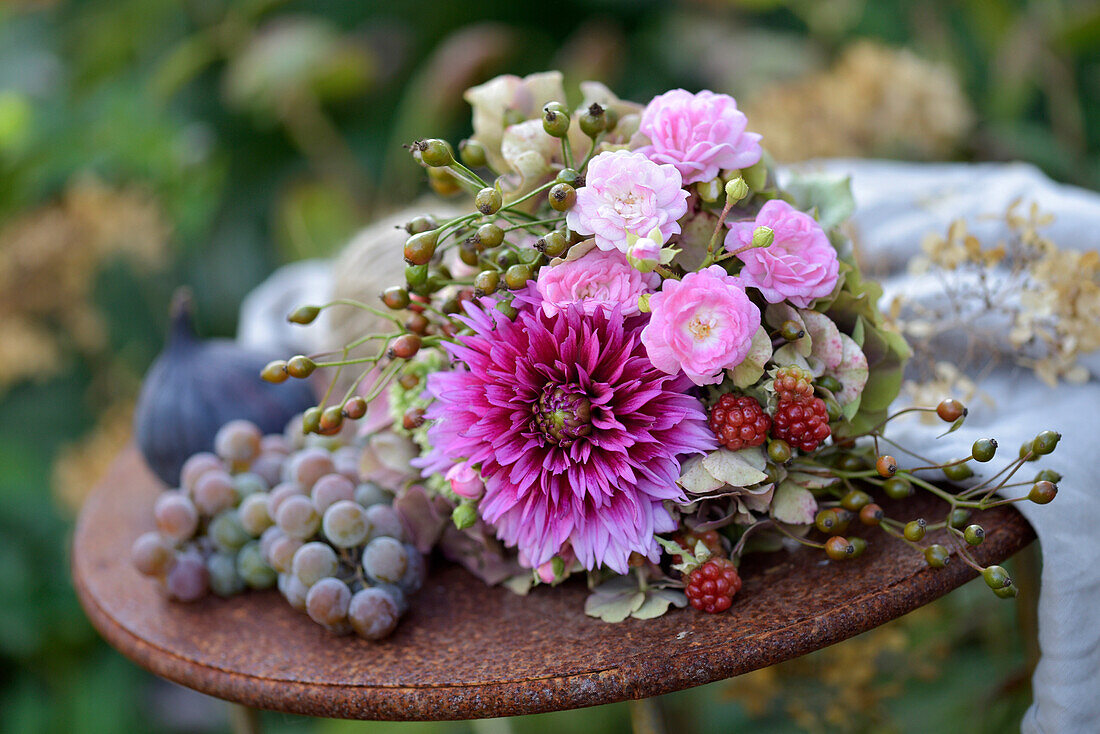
[417,300,714,573]
[725,200,840,308]
[566,150,689,254]
[641,265,761,386]
[638,89,763,185]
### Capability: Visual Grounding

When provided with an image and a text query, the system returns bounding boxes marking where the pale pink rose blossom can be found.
[534,247,659,317]
[445,462,485,500]
[566,150,688,254]
[641,265,761,386]
[637,89,762,185]
[725,200,839,308]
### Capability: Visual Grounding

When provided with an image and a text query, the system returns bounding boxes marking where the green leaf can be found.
[937,414,967,438]
[584,578,647,623]
[631,589,688,620]
[702,447,768,488]
[784,173,855,230]
[771,480,818,525]
[731,326,773,388]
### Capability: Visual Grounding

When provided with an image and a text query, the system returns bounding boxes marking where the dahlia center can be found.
[534,385,593,445]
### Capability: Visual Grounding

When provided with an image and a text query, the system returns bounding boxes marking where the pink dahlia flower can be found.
[532,246,659,318]
[641,265,761,386]
[725,200,840,308]
[417,301,714,574]
[637,89,762,185]
[566,150,688,254]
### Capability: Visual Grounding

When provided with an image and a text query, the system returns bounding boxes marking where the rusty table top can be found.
[72,446,1035,721]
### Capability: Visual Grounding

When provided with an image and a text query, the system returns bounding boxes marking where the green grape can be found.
[292,542,339,588]
[397,543,426,595]
[207,553,245,597]
[266,533,303,574]
[306,577,352,627]
[268,481,307,515]
[364,505,405,543]
[214,420,262,464]
[237,541,276,589]
[193,470,238,516]
[154,491,199,542]
[165,551,209,602]
[180,452,224,495]
[289,447,336,489]
[362,537,409,584]
[238,493,273,536]
[323,501,369,548]
[233,472,269,501]
[131,531,174,576]
[210,510,251,553]
[354,483,389,508]
[279,573,309,612]
[276,495,321,540]
[348,588,400,640]
[311,474,356,514]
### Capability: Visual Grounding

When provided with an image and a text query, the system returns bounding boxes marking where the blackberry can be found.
[685,557,742,613]
[772,397,831,453]
[709,394,771,450]
[773,365,814,403]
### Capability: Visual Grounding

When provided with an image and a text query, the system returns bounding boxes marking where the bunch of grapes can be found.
[131,418,424,640]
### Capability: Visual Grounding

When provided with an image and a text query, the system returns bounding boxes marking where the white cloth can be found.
[239,161,1100,732]
[782,160,1100,734]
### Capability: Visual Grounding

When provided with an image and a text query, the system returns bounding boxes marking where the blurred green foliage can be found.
[0,0,1091,731]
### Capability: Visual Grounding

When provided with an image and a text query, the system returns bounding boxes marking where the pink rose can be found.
[626,237,661,272]
[445,461,485,500]
[725,200,839,308]
[566,150,688,254]
[641,265,761,386]
[534,246,659,318]
[637,89,762,185]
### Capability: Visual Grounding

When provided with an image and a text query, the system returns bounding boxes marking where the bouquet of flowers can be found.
[132,72,1062,638]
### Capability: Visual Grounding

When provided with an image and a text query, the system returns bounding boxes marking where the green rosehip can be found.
[924,544,950,568]
[972,438,998,462]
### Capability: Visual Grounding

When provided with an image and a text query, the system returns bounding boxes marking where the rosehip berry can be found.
[841,490,872,511]
[772,397,831,453]
[825,536,855,561]
[709,394,771,451]
[972,438,997,462]
[859,504,883,526]
[883,476,912,499]
[936,398,967,422]
[903,519,927,542]
[924,544,950,568]
[964,524,985,545]
[876,455,898,477]
[685,557,742,614]
[1028,480,1057,504]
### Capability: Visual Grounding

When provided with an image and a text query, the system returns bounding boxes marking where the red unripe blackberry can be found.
[774,365,814,403]
[671,529,724,565]
[772,397,831,453]
[685,557,742,614]
[709,394,771,450]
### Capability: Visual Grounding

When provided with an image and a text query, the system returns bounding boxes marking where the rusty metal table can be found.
[72,446,1035,722]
